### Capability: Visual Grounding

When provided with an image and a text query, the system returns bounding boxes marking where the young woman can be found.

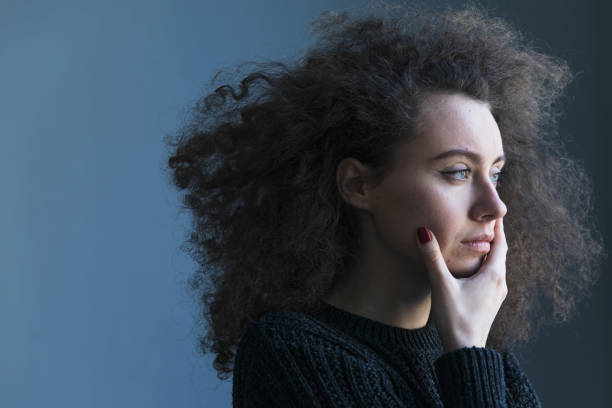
[165,3,606,407]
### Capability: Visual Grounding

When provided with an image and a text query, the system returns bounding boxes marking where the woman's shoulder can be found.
[232,310,417,407]
[237,309,385,364]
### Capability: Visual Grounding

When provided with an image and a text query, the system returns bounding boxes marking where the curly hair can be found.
[164,1,607,380]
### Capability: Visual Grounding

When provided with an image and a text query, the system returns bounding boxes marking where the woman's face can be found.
[366,92,507,278]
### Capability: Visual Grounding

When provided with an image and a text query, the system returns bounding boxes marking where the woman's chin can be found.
[450,269,477,279]
[449,255,485,278]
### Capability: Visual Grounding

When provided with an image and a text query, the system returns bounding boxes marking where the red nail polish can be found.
[417,227,431,244]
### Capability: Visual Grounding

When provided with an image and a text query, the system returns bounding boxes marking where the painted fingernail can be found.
[417,227,431,244]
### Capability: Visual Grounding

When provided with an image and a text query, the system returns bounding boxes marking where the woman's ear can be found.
[336,157,376,211]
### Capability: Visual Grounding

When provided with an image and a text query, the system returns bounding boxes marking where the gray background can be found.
[2,0,609,406]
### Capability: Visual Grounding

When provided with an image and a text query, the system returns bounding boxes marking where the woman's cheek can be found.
[371,198,421,259]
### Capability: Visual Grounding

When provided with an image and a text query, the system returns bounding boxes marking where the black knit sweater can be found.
[232,302,541,407]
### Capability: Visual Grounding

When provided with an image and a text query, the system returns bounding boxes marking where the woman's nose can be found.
[469,176,507,221]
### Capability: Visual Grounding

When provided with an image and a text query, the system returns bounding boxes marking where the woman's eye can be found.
[442,169,505,184]
[491,170,505,184]
[443,169,471,180]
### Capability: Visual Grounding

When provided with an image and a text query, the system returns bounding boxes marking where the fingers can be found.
[416,227,452,286]
[482,218,508,277]
[490,218,508,260]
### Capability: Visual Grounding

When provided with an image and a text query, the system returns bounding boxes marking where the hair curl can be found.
[164,1,607,380]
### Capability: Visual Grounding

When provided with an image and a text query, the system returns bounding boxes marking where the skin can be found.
[322,92,508,339]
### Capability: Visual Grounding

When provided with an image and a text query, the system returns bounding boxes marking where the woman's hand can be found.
[415,218,508,353]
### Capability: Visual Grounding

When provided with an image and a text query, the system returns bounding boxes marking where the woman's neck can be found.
[322,235,432,330]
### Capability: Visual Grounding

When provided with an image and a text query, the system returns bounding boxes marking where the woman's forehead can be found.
[408,94,503,159]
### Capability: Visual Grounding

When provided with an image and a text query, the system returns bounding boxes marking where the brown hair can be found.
[164,1,607,380]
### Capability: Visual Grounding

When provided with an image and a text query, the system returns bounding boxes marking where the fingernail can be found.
[417,227,431,244]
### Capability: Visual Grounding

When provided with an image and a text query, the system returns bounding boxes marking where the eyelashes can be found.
[441,168,505,184]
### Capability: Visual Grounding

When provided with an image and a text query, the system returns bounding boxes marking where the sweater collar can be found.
[308,301,443,352]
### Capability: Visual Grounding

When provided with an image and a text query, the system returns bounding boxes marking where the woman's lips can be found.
[460,240,491,253]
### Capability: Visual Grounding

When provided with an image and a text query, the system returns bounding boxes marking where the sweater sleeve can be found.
[232,322,418,408]
[433,347,541,408]
[502,351,542,408]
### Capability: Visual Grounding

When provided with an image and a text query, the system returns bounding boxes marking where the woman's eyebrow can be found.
[430,148,506,165]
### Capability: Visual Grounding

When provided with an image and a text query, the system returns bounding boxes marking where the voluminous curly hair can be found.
[164,1,607,380]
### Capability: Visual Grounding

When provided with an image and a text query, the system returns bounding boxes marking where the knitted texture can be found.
[232,302,541,407]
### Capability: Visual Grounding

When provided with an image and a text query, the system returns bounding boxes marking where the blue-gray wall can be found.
[3,1,609,407]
